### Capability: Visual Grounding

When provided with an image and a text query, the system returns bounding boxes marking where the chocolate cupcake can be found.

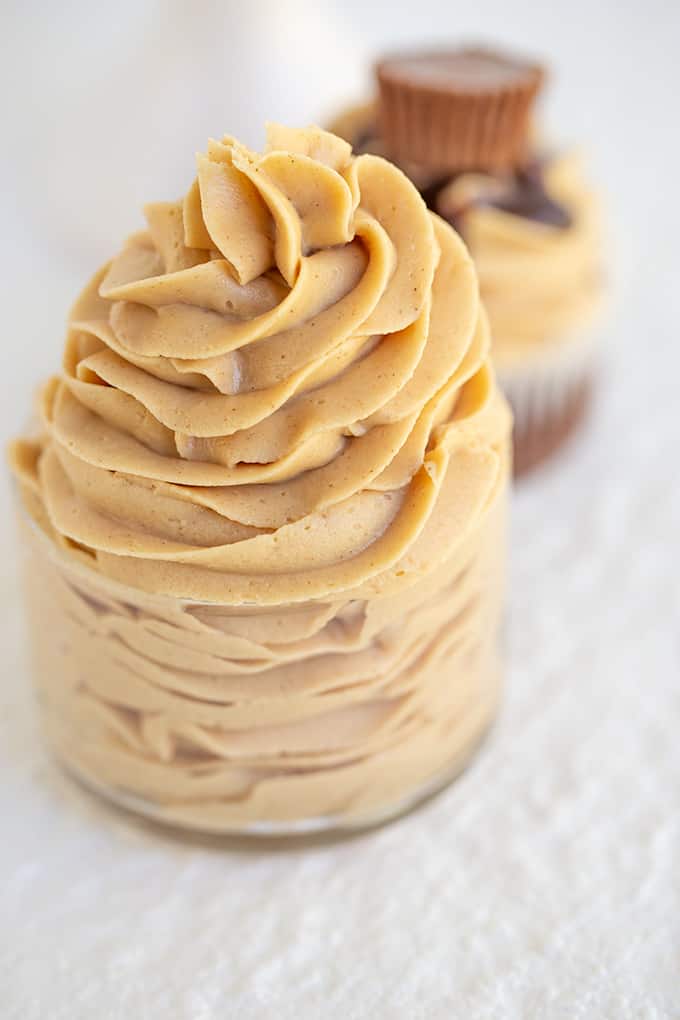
[329,46,604,476]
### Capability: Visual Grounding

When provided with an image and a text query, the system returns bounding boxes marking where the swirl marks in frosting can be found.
[11,124,509,608]
[10,125,511,828]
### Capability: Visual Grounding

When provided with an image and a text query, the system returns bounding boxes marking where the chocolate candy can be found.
[376,47,545,173]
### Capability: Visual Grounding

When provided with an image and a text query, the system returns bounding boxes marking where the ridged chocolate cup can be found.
[376,47,545,174]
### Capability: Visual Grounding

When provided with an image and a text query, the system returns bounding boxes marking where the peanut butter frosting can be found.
[10,125,511,830]
[436,152,603,376]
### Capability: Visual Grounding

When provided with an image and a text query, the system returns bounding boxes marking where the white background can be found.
[1,1,679,1016]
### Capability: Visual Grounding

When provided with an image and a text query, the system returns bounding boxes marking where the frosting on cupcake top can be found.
[11,124,510,605]
[436,151,602,368]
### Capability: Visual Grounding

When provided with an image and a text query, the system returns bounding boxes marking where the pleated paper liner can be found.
[497,328,598,476]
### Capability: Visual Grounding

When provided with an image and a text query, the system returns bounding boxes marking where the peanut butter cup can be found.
[376,47,545,173]
[331,47,605,479]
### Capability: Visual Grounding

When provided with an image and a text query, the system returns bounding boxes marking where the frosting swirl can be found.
[11,125,511,829]
[15,124,508,603]
[436,152,602,374]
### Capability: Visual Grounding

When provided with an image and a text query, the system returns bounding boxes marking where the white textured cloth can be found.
[1,1,679,1016]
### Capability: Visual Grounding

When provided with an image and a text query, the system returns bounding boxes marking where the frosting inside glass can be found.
[10,125,510,829]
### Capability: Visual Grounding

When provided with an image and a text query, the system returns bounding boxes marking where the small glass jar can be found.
[16,493,506,837]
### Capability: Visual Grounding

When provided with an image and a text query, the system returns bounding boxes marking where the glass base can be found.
[53,720,493,843]
[19,485,505,845]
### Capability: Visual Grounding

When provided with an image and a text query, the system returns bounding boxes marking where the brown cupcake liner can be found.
[497,336,598,477]
[376,49,544,174]
[511,376,592,477]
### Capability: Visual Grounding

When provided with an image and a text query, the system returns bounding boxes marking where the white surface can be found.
[1,1,679,1017]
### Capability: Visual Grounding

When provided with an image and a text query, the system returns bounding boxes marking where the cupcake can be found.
[330,47,604,475]
[9,124,511,835]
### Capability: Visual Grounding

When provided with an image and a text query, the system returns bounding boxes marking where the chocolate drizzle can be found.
[346,115,572,233]
[485,161,572,228]
[433,158,572,234]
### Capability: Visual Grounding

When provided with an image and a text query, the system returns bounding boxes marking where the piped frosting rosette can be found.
[11,126,511,828]
[14,125,509,605]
